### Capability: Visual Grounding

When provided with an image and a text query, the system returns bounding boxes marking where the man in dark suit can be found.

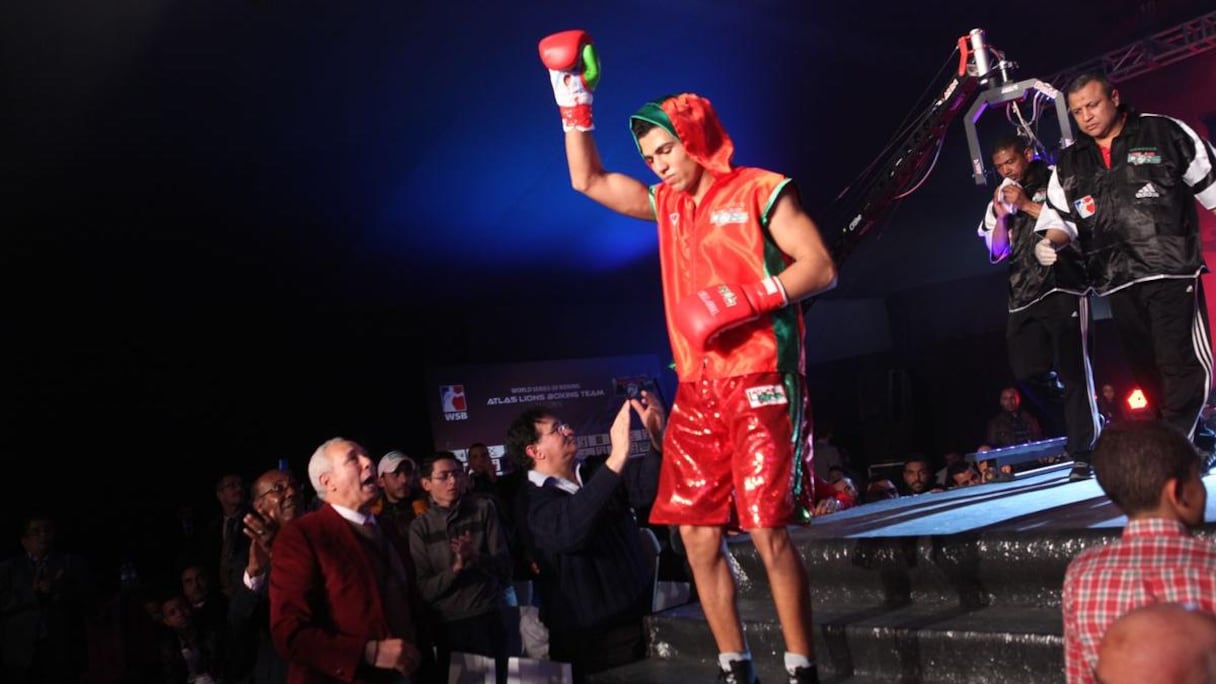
[270,437,431,684]
[228,467,306,684]
[204,472,252,599]
[0,514,92,684]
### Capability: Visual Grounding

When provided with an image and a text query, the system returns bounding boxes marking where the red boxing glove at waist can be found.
[671,276,788,352]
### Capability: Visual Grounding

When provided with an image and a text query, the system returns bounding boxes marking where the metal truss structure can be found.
[1051,10,1216,86]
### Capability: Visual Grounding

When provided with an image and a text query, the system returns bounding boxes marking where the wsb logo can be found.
[440,385,468,421]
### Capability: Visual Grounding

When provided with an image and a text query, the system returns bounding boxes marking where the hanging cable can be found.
[893,135,946,199]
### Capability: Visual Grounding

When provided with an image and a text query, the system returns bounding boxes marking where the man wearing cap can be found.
[538,30,836,684]
[377,451,425,540]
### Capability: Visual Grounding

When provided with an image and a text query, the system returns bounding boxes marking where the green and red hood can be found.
[629,92,735,177]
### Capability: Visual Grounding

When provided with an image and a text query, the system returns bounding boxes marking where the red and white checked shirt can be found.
[1062,517,1216,684]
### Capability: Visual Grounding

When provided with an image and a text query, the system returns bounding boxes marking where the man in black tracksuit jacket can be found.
[979,132,1099,478]
[1034,72,1216,449]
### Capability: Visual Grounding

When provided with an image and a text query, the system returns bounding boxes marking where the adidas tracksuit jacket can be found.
[1035,106,1216,439]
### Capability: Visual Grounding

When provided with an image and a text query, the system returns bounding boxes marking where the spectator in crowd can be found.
[205,473,251,599]
[409,451,514,682]
[271,437,432,683]
[158,593,227,684]
[377,451,424,540]
[901,454,938,496]
[811,422,847,482]
[1095,602,1216,684]
[935,451,965,488]
[945,461,982,488]
[181,562,227,638]
[986,387,1044,448]
[1062,420,1216,684]
[504,396,662,682]
[228,467,304,684]
[1096,383,1127,427]
[465,442,500,498]
[864,479,900,503]
[0,513,93,684]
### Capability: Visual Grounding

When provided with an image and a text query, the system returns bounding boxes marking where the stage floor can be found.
[799,462,1216,538]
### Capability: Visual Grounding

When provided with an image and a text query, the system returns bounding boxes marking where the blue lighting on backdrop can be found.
[358,2,799,279]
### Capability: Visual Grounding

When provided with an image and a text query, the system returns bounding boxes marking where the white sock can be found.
[784,652,814,671]
[719,652,751,669]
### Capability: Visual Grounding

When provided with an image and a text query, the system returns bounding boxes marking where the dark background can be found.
[4,1,1215,568]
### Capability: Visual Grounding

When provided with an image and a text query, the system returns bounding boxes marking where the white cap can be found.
[377,451,416,478]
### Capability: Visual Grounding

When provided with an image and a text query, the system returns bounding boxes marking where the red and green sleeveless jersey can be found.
[651,166,806,381]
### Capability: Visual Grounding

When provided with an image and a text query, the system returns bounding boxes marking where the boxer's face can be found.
[638,127,704,194]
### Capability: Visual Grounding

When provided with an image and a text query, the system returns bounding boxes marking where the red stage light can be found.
[1127,389,1149,411]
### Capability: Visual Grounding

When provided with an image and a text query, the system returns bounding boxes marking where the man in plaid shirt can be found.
[1062,420,1216,683]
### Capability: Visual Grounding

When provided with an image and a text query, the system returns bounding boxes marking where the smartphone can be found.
[613,375,657,400]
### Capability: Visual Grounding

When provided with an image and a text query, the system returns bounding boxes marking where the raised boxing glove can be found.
[1034,237,1060,266]
[538,29,600,132]
[672,276,789,352]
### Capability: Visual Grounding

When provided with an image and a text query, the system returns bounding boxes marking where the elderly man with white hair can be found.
[270,437,432,684]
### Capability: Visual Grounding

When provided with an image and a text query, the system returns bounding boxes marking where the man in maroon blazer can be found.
[270,436,431,683]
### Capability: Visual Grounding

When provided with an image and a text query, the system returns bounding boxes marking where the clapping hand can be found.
[450,531,476,572]
[242,511,280,578]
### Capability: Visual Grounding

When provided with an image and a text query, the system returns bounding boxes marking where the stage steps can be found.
[589,466,1141,683]
[591,529,1118,683]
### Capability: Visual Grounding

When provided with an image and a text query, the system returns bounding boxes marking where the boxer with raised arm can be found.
[539,29,836,684]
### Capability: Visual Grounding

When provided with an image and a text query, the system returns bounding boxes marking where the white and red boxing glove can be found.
[672,277,789,352]
[538,29,600,132]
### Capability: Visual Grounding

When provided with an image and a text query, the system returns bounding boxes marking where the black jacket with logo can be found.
[1040,106,1216,294]
[982,159,1089,311]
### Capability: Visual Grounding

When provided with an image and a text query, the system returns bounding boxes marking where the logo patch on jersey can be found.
[709,207,748,226]
[1074,195,1096,219]
[1127,148,1162,165]
[745,384,788,408]
[1134,183,1160,199]
[1031,189,1047,203]
[669,212,680,226]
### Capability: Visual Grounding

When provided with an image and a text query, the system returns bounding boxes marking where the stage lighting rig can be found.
[961,28,1075,185]
[829,28,1074,271]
